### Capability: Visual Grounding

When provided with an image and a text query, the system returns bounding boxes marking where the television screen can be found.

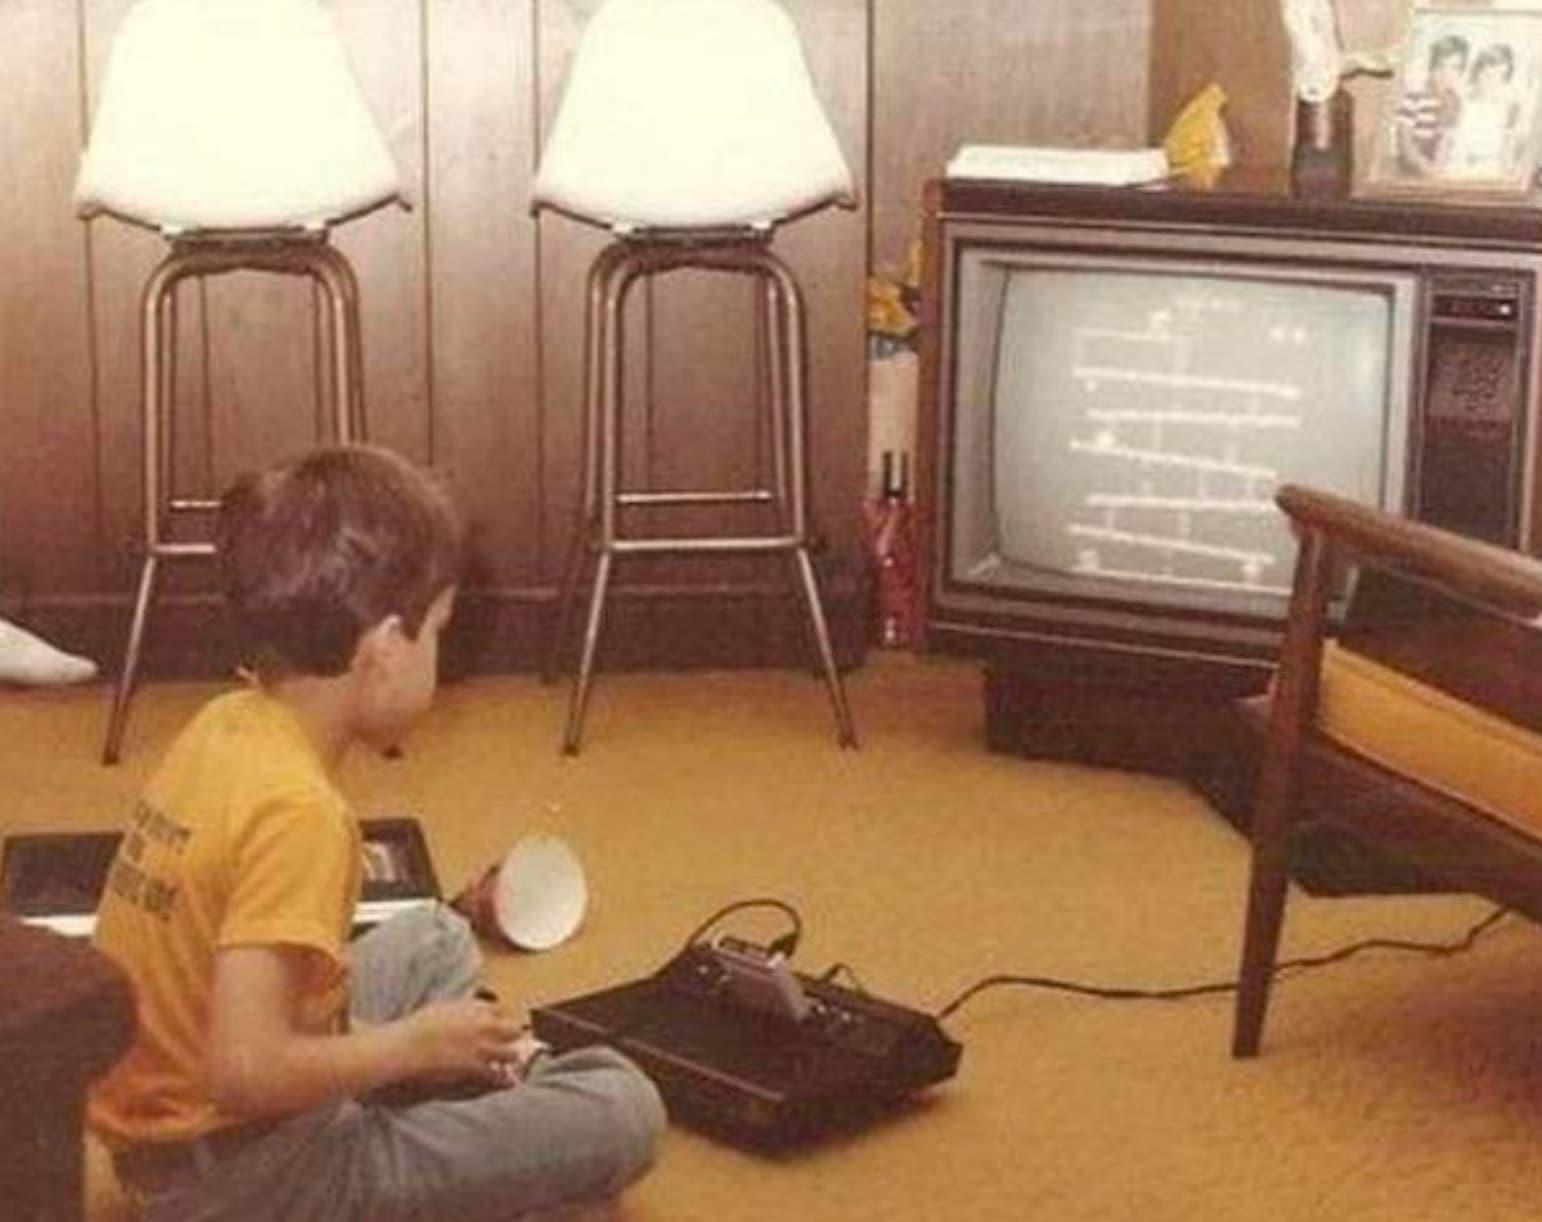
[950,254,1415,619]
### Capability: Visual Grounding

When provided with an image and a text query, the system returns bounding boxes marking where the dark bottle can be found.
[865,450,919,648]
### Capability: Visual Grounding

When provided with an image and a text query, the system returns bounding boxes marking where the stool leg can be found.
[543,521,595,686]
[312,248,390,735]
[760,270,827,680]
[761,273,820,680]
[103,258,181,765]
[559,250,638,754]
[159,288,181,511]
[313,247,365,442]
[789,548,857,748]
[103,554,159,766]
[768,257,856,748]
[562,550,614,756]
[761,277,791,518]
[544,242,627,685]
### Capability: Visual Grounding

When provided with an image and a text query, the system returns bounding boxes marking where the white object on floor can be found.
[0,618,98,687]
[493,834,589,951]
[945,143,1171,186]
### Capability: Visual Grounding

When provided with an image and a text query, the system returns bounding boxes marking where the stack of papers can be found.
[946,144,1170,187]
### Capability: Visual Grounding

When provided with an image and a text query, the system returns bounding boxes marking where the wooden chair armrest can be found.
[1277,484,1542,620]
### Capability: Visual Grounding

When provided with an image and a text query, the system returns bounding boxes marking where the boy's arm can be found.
[207,944,527,1118]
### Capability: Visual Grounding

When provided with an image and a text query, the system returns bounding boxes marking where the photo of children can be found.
[1444,42,1524,177]
[1392,32,1469,176]
[1374,4,1542,193]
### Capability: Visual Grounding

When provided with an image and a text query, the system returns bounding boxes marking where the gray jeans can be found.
[128,905,666,1222]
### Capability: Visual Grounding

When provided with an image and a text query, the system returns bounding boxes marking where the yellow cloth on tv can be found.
[88,688,362,1148]
[1315,641,1542,838]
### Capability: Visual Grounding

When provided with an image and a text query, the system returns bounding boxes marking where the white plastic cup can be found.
[450,834,588,951]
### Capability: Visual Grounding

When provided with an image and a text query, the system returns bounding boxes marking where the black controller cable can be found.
[817,962,869,994]
[680,897,804,960]
[931,903,1511,1022]
[683,898,1511,1023]
[547,898,1508,1049]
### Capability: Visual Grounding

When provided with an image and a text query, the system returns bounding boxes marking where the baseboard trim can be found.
[6,577,871,681]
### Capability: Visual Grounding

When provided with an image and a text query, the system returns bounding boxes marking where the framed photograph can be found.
[1367,0,1542,196]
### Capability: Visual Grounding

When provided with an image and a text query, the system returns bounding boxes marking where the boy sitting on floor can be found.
[89,443,664,1221]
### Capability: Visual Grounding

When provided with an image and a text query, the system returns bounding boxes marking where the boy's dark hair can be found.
[217,444,463,679]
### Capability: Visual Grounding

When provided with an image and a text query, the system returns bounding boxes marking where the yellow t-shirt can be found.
[88,688,362,1148]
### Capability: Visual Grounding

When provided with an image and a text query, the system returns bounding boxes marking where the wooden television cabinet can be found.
[916,172,1542,778]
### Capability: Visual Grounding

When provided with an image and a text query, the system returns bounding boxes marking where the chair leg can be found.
[1233,711,1312,1056]
[1232,809,1292,1057]
[1234,526,1334,1055]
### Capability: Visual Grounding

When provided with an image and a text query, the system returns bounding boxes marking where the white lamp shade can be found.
[532,0,855,230]
[75,0,404,232]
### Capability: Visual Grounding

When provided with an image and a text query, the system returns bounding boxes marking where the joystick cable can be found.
[679,897,803,959]
[680,897,1510,1025]
[932,903,1510,1021]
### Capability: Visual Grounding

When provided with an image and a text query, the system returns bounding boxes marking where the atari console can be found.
[531,935,962,1149]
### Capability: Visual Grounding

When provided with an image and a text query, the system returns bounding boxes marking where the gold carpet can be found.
[6,653,1540,1221]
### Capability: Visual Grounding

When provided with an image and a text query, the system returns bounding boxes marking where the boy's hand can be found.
[210,946,541,1114]
[399,996,531,1084]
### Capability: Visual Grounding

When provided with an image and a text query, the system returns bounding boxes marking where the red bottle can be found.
[863,451,920,648]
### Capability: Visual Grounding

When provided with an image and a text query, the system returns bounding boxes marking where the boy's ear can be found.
[350,614,404,676]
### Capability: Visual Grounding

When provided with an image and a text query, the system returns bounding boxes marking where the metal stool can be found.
[533,0,860,753]
[545,231,857,754]
[101,231,366,764]
[75,0,404,762]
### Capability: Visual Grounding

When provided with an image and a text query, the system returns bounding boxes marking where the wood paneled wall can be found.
[871,0,1152,272]
[0,0,1154,674]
